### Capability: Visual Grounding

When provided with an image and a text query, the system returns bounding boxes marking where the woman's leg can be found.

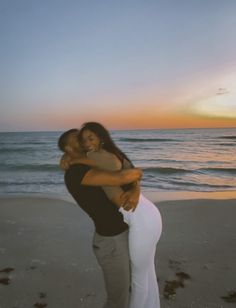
[146,252,161,307]
[124,195,162,308]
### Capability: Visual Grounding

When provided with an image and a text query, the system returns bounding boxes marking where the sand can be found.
[0,194,235,308]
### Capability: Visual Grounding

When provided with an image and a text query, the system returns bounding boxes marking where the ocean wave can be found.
[118,138,177,142]
[218,143,236,146]
[143,166,236,175]
[0,180,63,185]
[143,167,189,174]
[0,147,36,153]
[0,141,48,145]
[219,136,236,140]
[144,158,180,163]
[168,180,234,189]
[199,167,236,175]
[0,164,61,172]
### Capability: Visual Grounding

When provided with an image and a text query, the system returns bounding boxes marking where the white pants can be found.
[119,194,162,308]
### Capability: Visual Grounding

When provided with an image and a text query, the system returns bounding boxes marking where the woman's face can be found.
[82,129,101,152]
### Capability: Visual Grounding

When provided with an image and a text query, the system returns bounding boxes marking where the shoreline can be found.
[0,189,235,204]
[145,190,236,202]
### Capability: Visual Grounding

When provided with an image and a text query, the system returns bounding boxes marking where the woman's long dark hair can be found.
[78,122,133,166]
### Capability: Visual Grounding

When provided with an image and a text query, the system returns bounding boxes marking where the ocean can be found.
[0,128,235,197]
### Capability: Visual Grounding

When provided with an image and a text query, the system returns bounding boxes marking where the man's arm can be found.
[60,153,97,170]
[81,168,142,186]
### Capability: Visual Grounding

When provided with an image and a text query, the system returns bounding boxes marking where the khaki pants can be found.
[93,230,130,308]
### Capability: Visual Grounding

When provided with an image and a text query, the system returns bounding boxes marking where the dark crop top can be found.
[64,164,128,236]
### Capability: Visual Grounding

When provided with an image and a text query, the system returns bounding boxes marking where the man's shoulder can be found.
[66,163,91,172]
[65,164,91,184]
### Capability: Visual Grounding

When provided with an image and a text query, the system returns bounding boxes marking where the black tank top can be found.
[64,164,128,236]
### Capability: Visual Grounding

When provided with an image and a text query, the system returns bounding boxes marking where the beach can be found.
[0,194,235,308]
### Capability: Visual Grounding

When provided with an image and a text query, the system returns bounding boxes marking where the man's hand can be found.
[59,154,71,170]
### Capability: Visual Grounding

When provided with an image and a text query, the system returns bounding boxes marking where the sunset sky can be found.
[1,0,236,131]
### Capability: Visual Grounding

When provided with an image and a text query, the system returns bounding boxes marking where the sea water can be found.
[0,128,235,196]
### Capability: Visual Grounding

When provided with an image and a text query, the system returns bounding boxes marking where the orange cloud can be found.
[62,112,236,130]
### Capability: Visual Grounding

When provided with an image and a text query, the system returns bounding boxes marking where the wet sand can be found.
[0,195,235,308]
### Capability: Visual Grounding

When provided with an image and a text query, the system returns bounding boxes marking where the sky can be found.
[0,0,236,131]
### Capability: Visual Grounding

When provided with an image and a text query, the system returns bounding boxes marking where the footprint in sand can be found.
[168,259,182,271]
[221,291,236,303]
[0,267,15,285]
[0,267,14,273]
[34,303,48,308]
[39,292,47,299]
[33,292,48,308]
[26,266,37,271]
[0,277,11,285]
[175,271,191,281]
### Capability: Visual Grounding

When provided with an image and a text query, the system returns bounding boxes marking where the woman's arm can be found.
[81,168,142,187]
[106,179,141,211]
[88,152,141,210]
[70,156,97,167]
[81,167,142,211]
[60,154,97,170]
[121,157,141,210]
[121,181,141,211]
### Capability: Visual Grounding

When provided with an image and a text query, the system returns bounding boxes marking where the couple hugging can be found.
[58,122,162,308]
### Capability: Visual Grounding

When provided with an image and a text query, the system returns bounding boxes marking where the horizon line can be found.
[1,126,236,133]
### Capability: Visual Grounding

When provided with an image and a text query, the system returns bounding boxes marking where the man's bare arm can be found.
[60,154,97,170]
[81,168,142,186]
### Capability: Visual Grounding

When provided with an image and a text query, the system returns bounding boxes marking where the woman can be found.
[62,122,162,308]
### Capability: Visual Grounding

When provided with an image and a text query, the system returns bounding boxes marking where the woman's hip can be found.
[119,193,162,232]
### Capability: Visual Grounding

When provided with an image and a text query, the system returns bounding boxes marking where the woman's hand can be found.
[120,182,141,212]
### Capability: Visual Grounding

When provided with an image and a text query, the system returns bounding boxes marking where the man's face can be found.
[67,131,81,152]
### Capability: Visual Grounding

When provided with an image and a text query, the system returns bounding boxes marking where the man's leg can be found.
[93,230,130,308]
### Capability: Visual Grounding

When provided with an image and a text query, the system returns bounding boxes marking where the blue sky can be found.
[1,0,236,131]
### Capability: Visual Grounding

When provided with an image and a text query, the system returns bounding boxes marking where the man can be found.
[58,129,142,308]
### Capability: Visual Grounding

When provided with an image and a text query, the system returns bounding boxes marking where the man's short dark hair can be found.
[58,128,79,152]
